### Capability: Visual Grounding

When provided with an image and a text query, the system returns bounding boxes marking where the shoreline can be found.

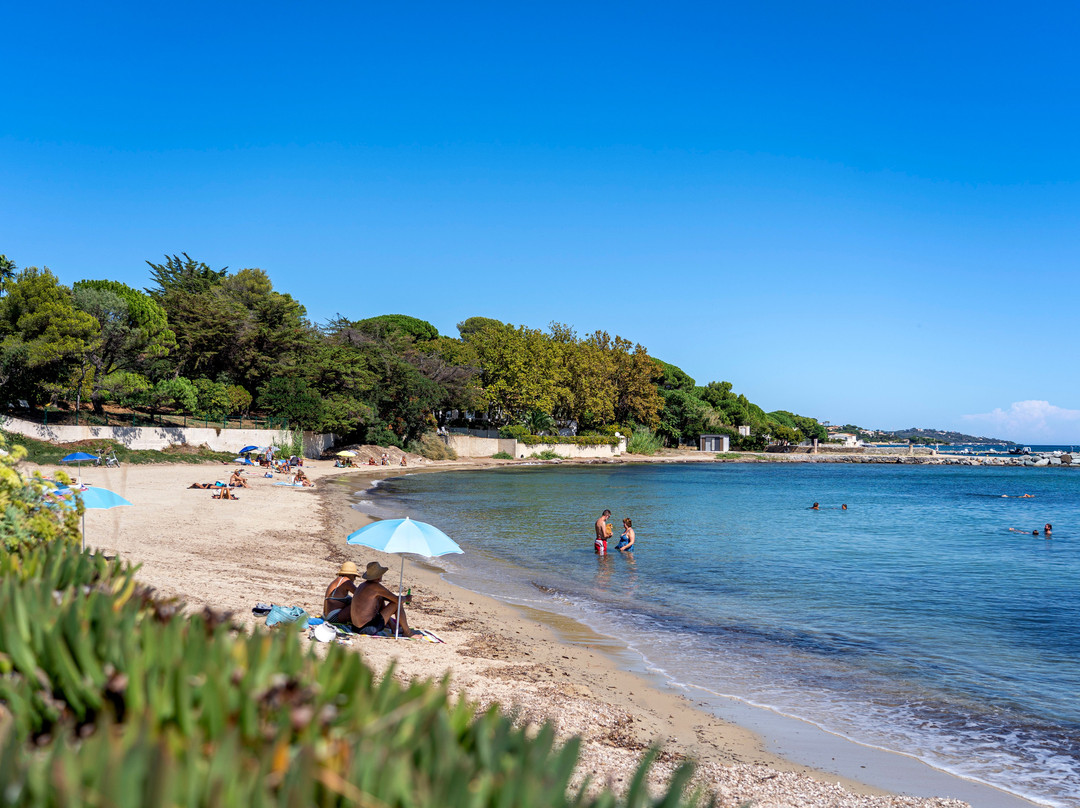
[49,457,1045,807]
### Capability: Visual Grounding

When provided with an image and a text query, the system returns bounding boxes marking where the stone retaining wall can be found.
[447,433,627,458]
[0,415,335,459]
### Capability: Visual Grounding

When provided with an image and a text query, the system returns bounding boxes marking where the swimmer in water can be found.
[1044,523,1053,537]
[841,504,848,510]
[810,502,820,510]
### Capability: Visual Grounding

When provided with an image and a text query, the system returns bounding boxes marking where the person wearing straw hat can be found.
[350,561,416,636]
[323,561,360,623]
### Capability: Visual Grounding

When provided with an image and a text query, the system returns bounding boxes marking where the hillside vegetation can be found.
[0,251,825,450]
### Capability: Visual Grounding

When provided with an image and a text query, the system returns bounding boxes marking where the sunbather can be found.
[324,561,359,623]
[212,487,236,500]
[350,561,416,636]
[229,470,250,488]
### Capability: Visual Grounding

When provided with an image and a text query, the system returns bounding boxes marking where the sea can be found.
[347,460,1080,807]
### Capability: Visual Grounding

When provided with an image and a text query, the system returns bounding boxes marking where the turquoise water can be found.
[354,464,1080,807]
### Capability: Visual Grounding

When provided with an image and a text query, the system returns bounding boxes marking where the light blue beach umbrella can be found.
[346,517,463,637]
[61,485,133,552]
[61,451,98,486]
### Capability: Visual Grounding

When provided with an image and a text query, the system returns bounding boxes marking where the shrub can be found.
[492,451,513,459]
[626,426,663,455]
[498,424,529,441]
[0,434,81,552]
[193,378,230,418]
[530,449,562,460]
[363,420,401,448]
[225,384,252,415]
[406,432,458,461]
[519,435,618,446]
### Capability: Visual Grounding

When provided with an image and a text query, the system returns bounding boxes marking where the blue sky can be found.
[2,2,1078,441]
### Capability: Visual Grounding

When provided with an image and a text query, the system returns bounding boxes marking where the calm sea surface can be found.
[352,463,1080,807]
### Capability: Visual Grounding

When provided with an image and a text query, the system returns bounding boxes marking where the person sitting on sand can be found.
[595,509,612,555]
[324,561,359,623]
[616,517,635,552]
[400,455,407,466]
[291,469,314,487]
[368,457,377,466]
[230,470,250,488]
[350,561,416,636]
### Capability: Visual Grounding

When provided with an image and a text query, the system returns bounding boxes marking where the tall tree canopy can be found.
[0,268,99,405]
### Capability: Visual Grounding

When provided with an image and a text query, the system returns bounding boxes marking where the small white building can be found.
[832,432,860,447]
[700,434,730,452]
[737,425,751,437]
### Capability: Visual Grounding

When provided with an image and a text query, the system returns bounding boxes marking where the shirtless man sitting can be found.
[350,561,416,636]
[230,470,250,488]
[323,561,359,623]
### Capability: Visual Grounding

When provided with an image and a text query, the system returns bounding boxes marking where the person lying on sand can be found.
[212,487,237,500]
[350,561,417,636]
[324,561,359,623]
[230,470,250,488]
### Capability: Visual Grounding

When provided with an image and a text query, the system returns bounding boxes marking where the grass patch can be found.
[2,431,238,466]
[714,452,742,459]
[492,451,513,459]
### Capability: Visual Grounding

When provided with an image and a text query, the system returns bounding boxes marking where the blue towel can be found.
[265,605,309,628]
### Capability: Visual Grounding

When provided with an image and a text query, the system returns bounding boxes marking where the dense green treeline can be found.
[0,251,825,448]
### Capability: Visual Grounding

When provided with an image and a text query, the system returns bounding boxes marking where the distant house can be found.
[700,434,730,452]
[737,425,751,437]
[832,432,860,447]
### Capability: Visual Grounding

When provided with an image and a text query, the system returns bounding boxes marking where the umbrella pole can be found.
[81,511,85,553]
[395,557,404,639]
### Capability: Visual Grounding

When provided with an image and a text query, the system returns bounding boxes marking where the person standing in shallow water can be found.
[617,518,635,552]
[595,509,612,554]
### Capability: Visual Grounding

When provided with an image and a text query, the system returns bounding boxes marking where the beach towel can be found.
[265,605,309,629]
[274,482,313,488]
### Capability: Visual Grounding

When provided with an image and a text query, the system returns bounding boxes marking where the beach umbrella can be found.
[336,450,357,457]
[55,485,133,552]
[239,445,258,454]
[61,451,98,485]
[346,517,463,638]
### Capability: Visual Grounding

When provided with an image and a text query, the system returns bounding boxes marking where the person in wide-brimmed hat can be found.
[323,561,360,624]
[351,561,416,636]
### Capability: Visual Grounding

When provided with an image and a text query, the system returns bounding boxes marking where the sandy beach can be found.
[36,457,1040,808]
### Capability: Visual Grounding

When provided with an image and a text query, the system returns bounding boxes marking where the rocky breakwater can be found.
[757,452,1076,468]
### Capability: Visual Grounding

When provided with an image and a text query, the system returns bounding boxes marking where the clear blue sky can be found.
[3,2,1078,442]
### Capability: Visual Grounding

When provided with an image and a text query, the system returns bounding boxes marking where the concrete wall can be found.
[447,434,516,457]
[515,438,625,458]
[0,415,335,459]
[447,433,627,458]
